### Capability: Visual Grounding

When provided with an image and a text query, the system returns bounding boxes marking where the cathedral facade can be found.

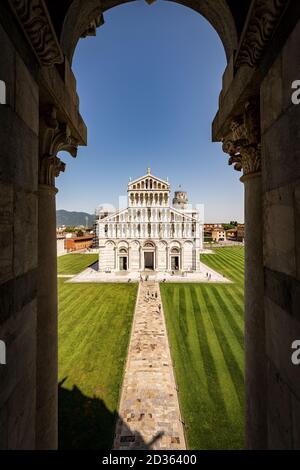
[97,169,203,272]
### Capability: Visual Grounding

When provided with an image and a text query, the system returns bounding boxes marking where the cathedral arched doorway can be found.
[144,251,154,270]
[170,247,180,271]
[143,241,156,270]
[118,248,128,271]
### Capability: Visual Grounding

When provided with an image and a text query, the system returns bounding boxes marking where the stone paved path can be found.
[114,281,186,450]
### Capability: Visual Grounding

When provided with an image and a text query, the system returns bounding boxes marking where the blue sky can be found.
[57,0,244,223]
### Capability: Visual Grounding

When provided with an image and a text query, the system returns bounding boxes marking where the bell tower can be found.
[172,188,188,209]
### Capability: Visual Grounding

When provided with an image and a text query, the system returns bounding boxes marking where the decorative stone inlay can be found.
[114,281,186,450]
[235,0,290,69]
[39,106,78,186]
[80,13,104,38]
[8,0,63,66]
[222,100,261,177]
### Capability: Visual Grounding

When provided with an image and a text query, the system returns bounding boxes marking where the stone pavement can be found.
[114,281,186,450]
[70,261,231,284]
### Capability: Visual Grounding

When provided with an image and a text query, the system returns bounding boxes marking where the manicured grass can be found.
[161,247,245,449]
[57,253,98,275]
[201,246,244,288]
[58,280,137,449]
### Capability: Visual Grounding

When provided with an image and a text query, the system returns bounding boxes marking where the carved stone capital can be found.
[81,13,104,38]
[222,99,261,177]
[39,155,66,188]
[39,106,78,186]
[235,0,290,69]
[8,0,63,66]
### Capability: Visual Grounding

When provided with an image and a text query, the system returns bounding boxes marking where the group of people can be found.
[144,290,162,313]
[206,272,212,281]
[144,290,158,302]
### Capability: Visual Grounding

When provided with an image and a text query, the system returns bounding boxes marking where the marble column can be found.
[181,246,184,271]
[114,247,117,270]
[241,170,266,449]
[37,182,59,449]
[222,100,267,449]
[37,107,78,449]
[128,247,131,270]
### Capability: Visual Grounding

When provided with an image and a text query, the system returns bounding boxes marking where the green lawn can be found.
[161,247,245,449]
[58,280,137,449]
[57,253,98,275]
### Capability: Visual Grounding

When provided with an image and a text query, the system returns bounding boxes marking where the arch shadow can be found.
[58,378,164,450]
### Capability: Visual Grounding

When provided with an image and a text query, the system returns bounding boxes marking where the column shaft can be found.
[243,173,267,449]
[36,184,58,449]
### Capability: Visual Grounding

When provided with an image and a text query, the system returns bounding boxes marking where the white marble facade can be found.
[97,169,202,272]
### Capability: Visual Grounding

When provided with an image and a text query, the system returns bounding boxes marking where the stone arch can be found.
[170,240,181,248]
[144,240,155,248]
[60,0,238,64]
[130,239,140,248]
[2,0,300,453]
[105,239,116,250]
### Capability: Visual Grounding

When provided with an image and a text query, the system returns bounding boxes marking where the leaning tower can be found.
[172,189,188,209]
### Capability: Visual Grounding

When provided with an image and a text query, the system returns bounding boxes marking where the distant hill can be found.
[56,210,95,227]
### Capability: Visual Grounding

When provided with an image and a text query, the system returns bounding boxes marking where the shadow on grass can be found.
[58,378,117,449]
[58,378,163,450]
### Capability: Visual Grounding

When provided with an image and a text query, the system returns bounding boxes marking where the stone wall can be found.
[261,17,300,449]
[0,18,39,448]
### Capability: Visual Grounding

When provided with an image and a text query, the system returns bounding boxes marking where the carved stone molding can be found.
[8,0,63,66]
[39,106,78,186]
[235,0,290,68]
[222,100,261,177]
